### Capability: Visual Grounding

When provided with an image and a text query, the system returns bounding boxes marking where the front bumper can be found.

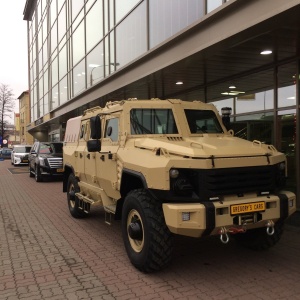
[39,165,64,176]
[162,191,296,238]
[13,156,29,165]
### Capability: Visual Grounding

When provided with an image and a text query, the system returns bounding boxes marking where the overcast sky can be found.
[0,1,28,123]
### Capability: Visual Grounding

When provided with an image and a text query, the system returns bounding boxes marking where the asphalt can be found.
[0,158,300,300]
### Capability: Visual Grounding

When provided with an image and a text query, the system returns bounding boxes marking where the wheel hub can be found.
[128,221,143,240]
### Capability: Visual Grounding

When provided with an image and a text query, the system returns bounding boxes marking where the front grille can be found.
[191,165,278,201]
[47,157,63,169]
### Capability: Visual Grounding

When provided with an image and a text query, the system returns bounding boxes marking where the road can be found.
[0,159,300,300]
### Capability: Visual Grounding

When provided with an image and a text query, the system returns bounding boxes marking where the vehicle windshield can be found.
[39,143,63,154]
[184,109,223,134]
[130,109,178,134]
[14,146,32,153]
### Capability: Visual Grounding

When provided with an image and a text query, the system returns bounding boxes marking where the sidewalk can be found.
[0,159,300,300]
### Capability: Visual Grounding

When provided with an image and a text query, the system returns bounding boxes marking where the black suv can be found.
[28,141,63,182]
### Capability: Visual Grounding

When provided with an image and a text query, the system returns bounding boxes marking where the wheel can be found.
[29,165,34,177]
[35,165,43,182]
[67,173,89,218]
[234,219,284,250]
[122,189,173,273]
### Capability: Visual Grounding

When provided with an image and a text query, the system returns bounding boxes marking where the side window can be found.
[79,123,86,139]
[32,143,37,153]
[79,122,90,140]
[105,118,119,142]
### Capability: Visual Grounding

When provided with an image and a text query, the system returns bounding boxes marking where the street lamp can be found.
[89,62,120,86]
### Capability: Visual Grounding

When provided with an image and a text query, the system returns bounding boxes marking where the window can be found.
[80,124,86,139]
[130,109,178,134]
[149,0,204,48]
[105,118,119,141]
[86,0,103,53]
[184,109,223,133]
[116,2,147,68]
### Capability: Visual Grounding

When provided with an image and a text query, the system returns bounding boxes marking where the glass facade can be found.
[25,0,299,201]
[210,62,299,194]
[28,0,228,122]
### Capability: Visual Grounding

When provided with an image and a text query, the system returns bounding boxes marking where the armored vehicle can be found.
[63,99,296,272]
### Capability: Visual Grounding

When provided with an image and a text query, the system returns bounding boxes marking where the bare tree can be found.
[0,84,15,147]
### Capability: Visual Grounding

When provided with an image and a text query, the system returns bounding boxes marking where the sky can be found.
[0,1,28,123]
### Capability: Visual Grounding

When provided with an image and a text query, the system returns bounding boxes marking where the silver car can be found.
[11,145,32,166]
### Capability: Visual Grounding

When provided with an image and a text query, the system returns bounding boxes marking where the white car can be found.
[11,145,32,166]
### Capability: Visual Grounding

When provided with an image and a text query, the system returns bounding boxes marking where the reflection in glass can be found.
[72,0,84,21]
[51,21,57,54]
[72,21,85,66]
[39,96,44,116]
[149,0,204,48]
[73,59,86,96]
[51,84,59,110]
[59,76,68,105]
[87,42,104,87]
[59,44,67,80]
[236,90,274,114]
[207,0,223,13]
[51,55,58,86]
[115,0,140,24]
[58,4,66,43]
[116,2,147,67]
[276,110,296,193]
[232,112,274,145]
[278,85,296,108]
[44,93,49,114]
[211,98,234,115]
[86,1,103,53]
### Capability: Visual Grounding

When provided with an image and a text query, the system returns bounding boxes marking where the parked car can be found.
[28,141,63,182]
[11,145,32,166]
[0,148,12,159]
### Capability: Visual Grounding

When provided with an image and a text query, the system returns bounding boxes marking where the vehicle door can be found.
[29,143,38,170]
[96,115,120,199]
[83,120,97,186]
[77,121,88,182]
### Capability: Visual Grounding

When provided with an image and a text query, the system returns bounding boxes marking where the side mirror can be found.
[90,115,101,139]
[87,140,101,152]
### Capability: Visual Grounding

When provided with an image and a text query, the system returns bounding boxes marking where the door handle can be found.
[80,153,83,158]
[87,154,90,159]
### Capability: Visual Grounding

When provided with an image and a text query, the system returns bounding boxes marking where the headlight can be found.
[170,169,179,178]
[39,157,46,166]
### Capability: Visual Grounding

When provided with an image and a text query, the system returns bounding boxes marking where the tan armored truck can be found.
[63,99,296,272]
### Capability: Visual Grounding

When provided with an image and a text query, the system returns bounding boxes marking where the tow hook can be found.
[266,220,275,236]
[219,226,246,244]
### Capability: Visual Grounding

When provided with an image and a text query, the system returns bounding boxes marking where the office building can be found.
[23,0,300,205]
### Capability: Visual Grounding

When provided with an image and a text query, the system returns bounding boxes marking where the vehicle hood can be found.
[134,135,276,158]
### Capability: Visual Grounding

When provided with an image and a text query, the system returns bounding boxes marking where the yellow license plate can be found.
[230,201,265,215]
[22,160,28,162]
[57,168,64,173]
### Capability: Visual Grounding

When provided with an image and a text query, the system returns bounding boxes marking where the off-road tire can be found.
[122,189,173,273]
[35,165,43,182]
[67,173,89,218]
[234,219,284,250]
[29,165,34,177]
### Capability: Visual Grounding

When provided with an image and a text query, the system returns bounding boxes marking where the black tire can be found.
[29,165,34,177]
[122,189,173,273]
[234,219,284,250]
[67,173,89,218]
[35,165,43,182]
